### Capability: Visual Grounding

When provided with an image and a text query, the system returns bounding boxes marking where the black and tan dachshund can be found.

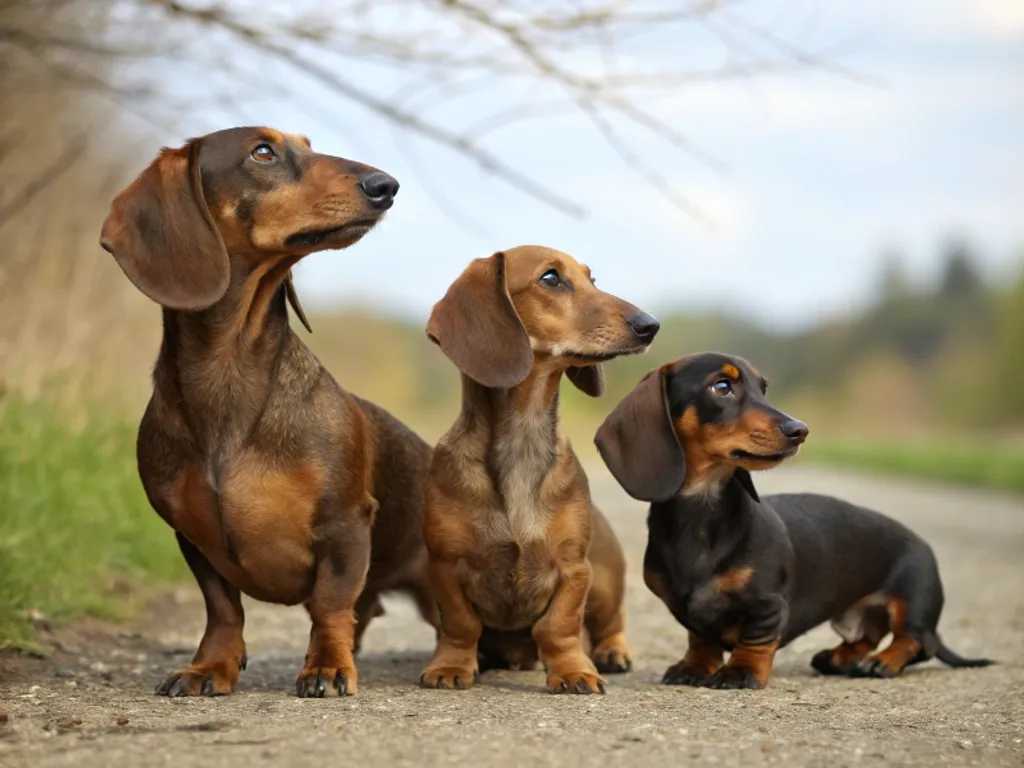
[595,352,993,689]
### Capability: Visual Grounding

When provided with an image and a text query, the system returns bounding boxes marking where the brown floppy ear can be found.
[566,364,604,397]
[594,366,685,502]
[100,140,229,310]
[426,252,533,388]
[285,272,313,333]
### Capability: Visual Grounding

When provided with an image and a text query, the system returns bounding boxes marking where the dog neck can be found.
[457,366,566,497]
[152,254,305,452]
[662,473,755,534]
[680,464,736,504]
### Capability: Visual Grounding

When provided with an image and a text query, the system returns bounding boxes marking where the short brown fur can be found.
[101,127,438,698]
[420,246,658,694]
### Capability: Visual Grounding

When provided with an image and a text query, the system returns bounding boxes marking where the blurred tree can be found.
[938,237,984,300]
[878,247,912,302]
[996,266,1024,422]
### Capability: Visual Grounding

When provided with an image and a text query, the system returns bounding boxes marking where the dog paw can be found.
[850,657,900,679]
[546,670,606,695]
[420,666,478,690]
[661,662,711,687]
[811,649,862,677]
[295,666,356,698]
[593,646,632,675]
[155,659,241,697]
[700,666,765,690]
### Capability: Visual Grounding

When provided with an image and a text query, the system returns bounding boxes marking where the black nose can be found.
[358,171,399,209]
[780,419,809,444]
[628,312,660,344]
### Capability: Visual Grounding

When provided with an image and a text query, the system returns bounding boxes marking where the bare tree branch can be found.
[153,0,586,216]
[0,0,877,226]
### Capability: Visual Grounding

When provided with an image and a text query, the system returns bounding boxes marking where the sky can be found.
[150,0,1024,331]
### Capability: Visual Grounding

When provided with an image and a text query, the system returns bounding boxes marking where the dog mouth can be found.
[730,446,800,462]
[569,341,650,363]
[284,218,380,248]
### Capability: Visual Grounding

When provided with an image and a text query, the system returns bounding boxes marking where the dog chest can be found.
[167,462,317,605]
[461,530,559,631]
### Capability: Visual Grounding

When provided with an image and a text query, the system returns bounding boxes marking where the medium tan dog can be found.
[100,127,438,698]
[419,246,660,694]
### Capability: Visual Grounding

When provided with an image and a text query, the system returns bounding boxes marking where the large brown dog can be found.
[419,246,660,694]
[100,127,437,698]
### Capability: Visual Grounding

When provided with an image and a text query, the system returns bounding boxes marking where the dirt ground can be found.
[1,465,1022,767]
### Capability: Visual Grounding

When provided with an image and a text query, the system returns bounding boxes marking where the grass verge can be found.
[802,440,1024,496]
[0,394,184,648]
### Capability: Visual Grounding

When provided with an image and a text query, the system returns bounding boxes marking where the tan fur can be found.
[421,246,654,693]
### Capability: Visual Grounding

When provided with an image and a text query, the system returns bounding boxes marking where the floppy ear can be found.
[285,271,313,333]
[733,468,760,502]
[426,252,533,388]
[594,366,685,502]
[100,141,229,310]
[566,364,604,397]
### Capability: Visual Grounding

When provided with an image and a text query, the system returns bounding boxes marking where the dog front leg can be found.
[297,503,373,698]
[533,560,604,694]
[156,533,247,696]
[420,560,482,690]
[703,594,787,690]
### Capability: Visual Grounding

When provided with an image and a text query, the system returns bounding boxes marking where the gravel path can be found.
[1,465,1022,767]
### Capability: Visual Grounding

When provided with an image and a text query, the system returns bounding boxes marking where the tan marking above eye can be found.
[721,364,740,379]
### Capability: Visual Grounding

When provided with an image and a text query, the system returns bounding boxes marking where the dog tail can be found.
[933,635,994,668]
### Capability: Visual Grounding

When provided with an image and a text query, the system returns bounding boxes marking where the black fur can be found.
[598,352,993,689]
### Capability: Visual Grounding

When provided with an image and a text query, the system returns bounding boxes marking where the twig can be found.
[152,0,585,217]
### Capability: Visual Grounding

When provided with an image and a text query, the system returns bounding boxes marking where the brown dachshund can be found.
[419,246,660,694]
[100,127,438,698]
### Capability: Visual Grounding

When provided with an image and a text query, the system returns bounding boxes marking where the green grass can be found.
[0,394,184,648]
[802,440,1024,495]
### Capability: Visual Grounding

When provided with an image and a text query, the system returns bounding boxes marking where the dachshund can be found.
[418,246,660,694]
[100,127,438,698]
[595,352,992,689]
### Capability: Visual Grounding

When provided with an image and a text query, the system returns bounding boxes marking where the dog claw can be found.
[295,667,353,698]
[662,664,710,687]
[548,671,605,695]
[701,667,764,690]
[851,658,898,679]
[420,666,476,691]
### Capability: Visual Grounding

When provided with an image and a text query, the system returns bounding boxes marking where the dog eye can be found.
[711,380,734,397]
[539,269,561,289]
[250,144,276,163]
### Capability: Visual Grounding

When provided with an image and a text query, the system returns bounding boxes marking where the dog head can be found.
[595,352,808,502]
[426,246,660,395]
[100,126,397,312]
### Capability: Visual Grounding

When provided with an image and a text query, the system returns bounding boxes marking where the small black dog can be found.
[595,353,992,689]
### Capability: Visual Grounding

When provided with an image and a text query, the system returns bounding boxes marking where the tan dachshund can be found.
[100,127,438,698]
[419,246,660,694]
